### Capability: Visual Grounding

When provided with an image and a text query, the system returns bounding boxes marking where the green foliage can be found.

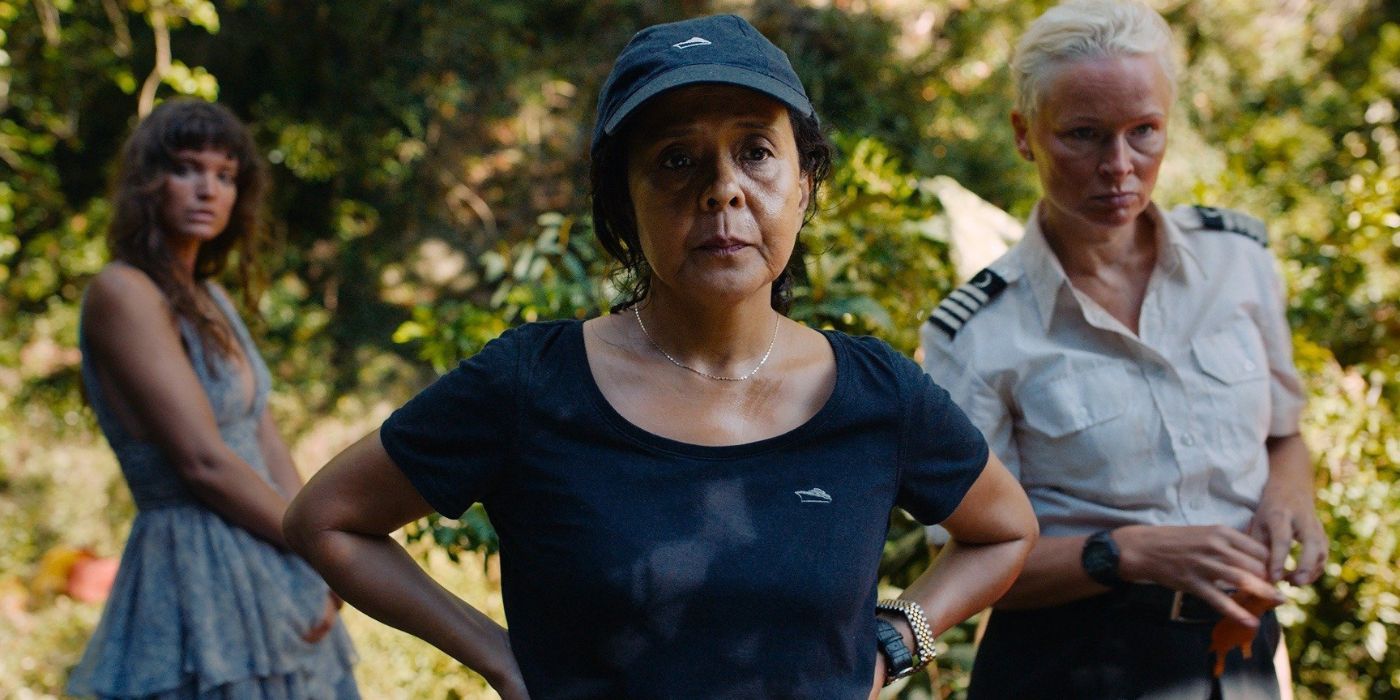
[393,212,610,371]
[406,506,501,568]
[2,1,1397,698]
[1289,347,1400,697]
[792,133,952,353]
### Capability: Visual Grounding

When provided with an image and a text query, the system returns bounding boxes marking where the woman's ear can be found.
[799,173,813,212]
[1010,112,1034,162]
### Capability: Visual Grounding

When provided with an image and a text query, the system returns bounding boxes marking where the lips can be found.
[1093,192,1137,207]
[696,237,751,255]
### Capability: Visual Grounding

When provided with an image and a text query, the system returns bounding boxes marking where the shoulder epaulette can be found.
[1191,205,1269,247]
[928,268,1008,339]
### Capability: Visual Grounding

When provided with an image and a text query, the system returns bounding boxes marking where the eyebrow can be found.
[173,150,238,161]
[649,120,781,140]
[1055,111,1166,126]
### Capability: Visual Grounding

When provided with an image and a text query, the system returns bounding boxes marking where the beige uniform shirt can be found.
[920,203,1305,536]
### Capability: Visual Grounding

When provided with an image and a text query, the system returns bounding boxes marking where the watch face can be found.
[1083,531,1120,585]
[1085,541,1115,571]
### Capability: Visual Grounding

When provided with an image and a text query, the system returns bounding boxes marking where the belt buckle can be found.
[1168,590,1213,623]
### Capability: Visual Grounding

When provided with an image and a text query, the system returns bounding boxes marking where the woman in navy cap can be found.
[286,14,1037,698]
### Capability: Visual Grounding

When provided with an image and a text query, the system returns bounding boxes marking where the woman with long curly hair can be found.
[67,99,358,699]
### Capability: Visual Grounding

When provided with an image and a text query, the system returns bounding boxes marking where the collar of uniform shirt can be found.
[1012,201,1207,332]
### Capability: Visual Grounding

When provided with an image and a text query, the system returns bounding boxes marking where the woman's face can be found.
[160,148,238,245]
[1012,54,1171,235]
[625,85,810,306]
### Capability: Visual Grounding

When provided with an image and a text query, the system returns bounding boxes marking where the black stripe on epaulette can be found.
[1193,205,1269,247]
[928,268,1008,339]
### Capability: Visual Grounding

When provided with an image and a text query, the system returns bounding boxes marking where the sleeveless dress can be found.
[67,281,359,699]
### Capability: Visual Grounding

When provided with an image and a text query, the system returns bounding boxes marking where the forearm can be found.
[1254,433,1326,583]
[179,448,292,547]
[1262,433,1312,494]
[258,412,304,498]
[904,531,1038,630]
[991,533,1104,610]
[998,522,1281,627]
[290,526,520,688]
[890,453,1038,644]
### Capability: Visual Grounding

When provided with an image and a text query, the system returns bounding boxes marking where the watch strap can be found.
[875,599,937,670]
[874,617,914,685]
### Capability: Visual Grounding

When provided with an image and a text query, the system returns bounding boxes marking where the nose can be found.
[701,157,744,211]
[194,171,217,198]
[1099,136,1132,179]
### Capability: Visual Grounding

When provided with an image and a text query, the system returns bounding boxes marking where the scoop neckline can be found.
[568,319,850,460]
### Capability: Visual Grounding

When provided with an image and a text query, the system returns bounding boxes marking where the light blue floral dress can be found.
[68,282,358,699]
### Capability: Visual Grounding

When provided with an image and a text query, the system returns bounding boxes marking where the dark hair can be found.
[590,108,833,315]
[107,99,267,360]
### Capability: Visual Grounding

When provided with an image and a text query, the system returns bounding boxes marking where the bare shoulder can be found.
[784,318,837,382]
[582,313,627,346]
[788,319,835,358]
[83,262,177,341]
[87,262,165,307]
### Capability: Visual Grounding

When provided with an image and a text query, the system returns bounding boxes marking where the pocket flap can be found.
[1193,327,1268,385]
[1020,364,1128,439]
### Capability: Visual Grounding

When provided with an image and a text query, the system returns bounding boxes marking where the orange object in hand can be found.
[1209,590,1281,677]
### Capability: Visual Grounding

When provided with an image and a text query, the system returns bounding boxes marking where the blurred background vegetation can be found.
[1,0,1396,697]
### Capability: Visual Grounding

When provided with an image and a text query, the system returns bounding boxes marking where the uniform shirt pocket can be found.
[1192,327,1268,385]
[1191,322,1272,458]
[1020,364,1128,439]
[1015,362,1152,500]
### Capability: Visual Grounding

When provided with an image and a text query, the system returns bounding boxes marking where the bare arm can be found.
[994,523,1282,628]
[84,265,290,547]
[878,453,1038,669]
[1249,433,1326,584]
[283,430,528,699]
[992,442,1316,627]
[258,409,304,498]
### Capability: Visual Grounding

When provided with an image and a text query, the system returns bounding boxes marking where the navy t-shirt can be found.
[380,320,987,699]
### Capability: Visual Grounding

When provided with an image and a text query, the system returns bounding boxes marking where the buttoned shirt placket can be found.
[1025,202,1235,527]
[1060,255,1214,524]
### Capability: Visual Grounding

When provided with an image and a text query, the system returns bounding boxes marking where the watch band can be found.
[874,617,914,686]
[875,599,937,671]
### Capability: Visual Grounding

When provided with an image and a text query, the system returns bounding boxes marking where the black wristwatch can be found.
[874,617,915,685]
[1082,529,1124,588]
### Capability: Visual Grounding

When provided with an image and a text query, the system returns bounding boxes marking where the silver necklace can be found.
[633,305,780,382]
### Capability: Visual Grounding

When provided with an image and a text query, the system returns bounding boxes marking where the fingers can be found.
[1288,517,1329,585]
[302,597,339,643]
[1217,526,1270,565]
[1251,507,1330,585]
[1193,583,1259,628]
[1207,527,1270,581]
[302,618,332,643]
[1192,570,1281,628]
[1254,512,1294,581]
[869,653,886,699]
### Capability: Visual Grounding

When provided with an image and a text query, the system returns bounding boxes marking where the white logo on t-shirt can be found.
[672,36,712,50]
[794,487,832,504]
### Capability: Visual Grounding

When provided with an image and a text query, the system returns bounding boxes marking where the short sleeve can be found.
[1253,251,1305,436]
[895,355,990,525]
[379,327,524,518]
[919,321,1019,477]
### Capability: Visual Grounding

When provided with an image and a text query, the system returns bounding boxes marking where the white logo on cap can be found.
[672,36,712,50]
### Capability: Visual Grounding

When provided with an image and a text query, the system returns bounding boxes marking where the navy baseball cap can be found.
[592,14,815,152]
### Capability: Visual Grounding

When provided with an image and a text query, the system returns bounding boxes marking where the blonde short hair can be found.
[1012,0,1177,118]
